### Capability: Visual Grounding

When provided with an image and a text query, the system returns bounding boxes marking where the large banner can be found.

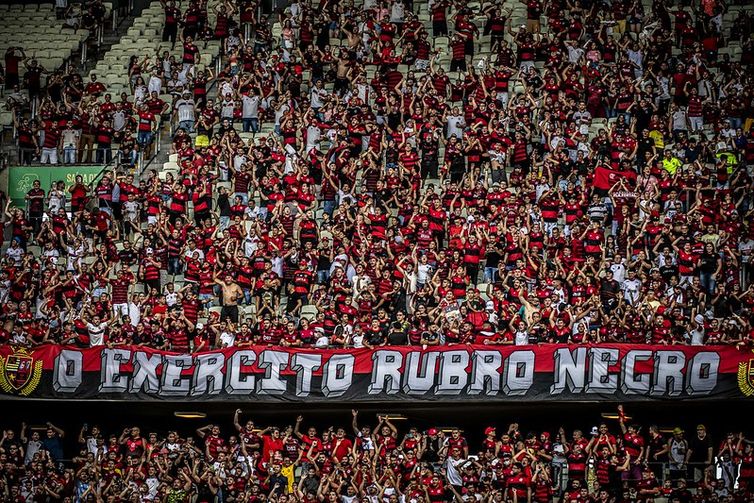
[8,165,104,206]
[1,344,753,402]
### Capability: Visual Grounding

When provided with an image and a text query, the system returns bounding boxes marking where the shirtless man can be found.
[214,273,244,323]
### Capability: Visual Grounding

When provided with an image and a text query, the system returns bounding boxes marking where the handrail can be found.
[86,150,123,191]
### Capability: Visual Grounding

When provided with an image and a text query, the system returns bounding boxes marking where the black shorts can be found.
[221,304,239,323]
[450,59,466,72]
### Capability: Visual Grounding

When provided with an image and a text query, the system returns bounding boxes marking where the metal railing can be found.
[548,460,744,494]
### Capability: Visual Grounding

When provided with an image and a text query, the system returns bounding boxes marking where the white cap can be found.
[694,314,704,324]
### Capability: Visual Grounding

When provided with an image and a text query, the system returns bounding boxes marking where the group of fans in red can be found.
[1,0,754,352]
[0,407,752,501]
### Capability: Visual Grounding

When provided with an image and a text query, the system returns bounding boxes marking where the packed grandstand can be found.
[0,0,753,350]
[1,0,754,499]
[0,406,752,501]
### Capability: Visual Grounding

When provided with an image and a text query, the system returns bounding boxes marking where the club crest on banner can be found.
[738,357,754,397]
[0,347,42,396]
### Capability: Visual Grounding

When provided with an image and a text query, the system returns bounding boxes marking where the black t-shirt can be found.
[659,263,678,282]
[600,279,620,300]
[485,245,503,269]
[648,434,667,461]
[217,193,231,217]
[633,105,652,133]
[387,321,408,345]
[699,253,718,274]
[689,434,713,464]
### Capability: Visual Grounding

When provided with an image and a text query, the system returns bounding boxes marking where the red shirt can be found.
[138,111,155,132]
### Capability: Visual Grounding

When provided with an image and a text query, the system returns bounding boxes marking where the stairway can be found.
[78,13,139,76]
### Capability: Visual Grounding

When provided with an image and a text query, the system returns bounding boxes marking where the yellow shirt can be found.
[648,130,665,149]
[281,463,295,493]
[661,157,681,175]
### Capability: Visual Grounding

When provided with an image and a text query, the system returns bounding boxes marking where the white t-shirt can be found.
[242,95,260,119]
[444,456,465,485]
[165,292,179,307]
[310,87,328,109]
[87,322,108,346]
[175,98,195,122]
[6,246,23,265]
[220,99,236,119]
[688,327,705,346]
[446,115,465,138]
[622,279,641,304]
[610,262,626,284]
[306,124,321,152]
[738,239,754,262]
[148,75,162,94]
[128,302,141,326]
[220,331,236,347]
[417,263,433,284]
[390,2,405,23]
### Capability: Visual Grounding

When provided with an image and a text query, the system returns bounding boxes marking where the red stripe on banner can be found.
[0,344,751,402]
[0,343,748,374]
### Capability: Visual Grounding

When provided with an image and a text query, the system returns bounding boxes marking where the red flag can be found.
[593,166,637,190]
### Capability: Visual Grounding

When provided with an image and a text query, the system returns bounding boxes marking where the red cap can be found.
[484,427,496,436]
[427,428,438,435]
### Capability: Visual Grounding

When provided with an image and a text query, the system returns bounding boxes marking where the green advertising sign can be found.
[8,165,105,207]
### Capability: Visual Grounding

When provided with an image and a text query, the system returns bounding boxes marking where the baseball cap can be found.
[484,427,496,436]
[673,427,683,435]
[427,428,438,436]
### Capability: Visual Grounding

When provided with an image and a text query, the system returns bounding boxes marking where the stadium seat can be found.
[300,305,318,320]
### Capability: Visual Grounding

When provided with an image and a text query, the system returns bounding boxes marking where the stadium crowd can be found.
[1,0,754,351]
[0,407,752,502]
